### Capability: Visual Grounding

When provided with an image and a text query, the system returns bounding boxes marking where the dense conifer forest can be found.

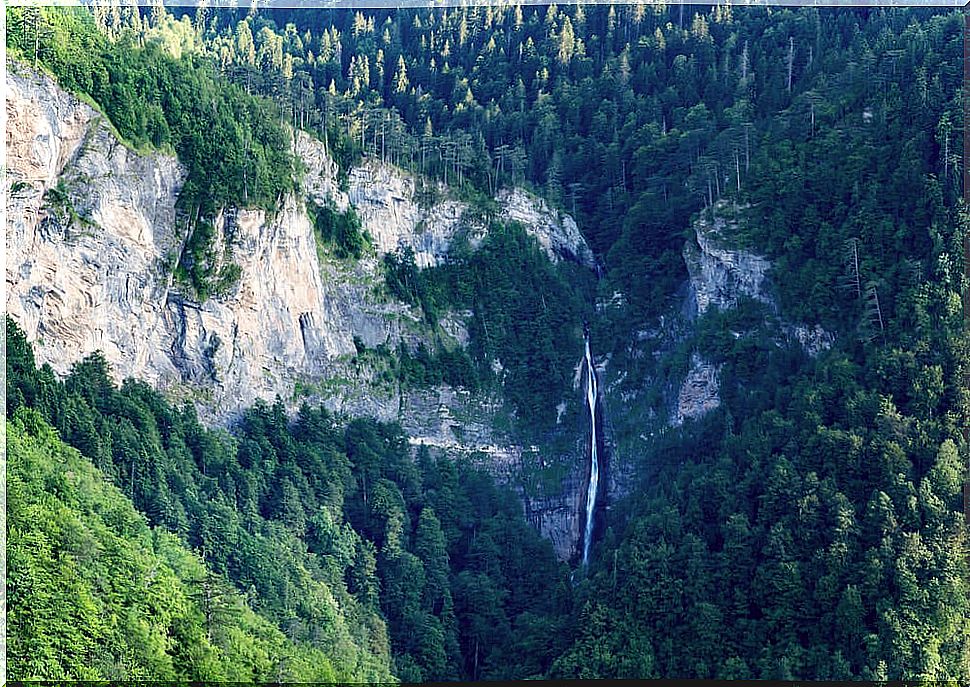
[5,2,970,680]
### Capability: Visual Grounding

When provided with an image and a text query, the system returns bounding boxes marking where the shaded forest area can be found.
[7,318,574,681]
[5,2,970,680]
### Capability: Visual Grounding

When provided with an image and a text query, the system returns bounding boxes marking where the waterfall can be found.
[582,324,599,569]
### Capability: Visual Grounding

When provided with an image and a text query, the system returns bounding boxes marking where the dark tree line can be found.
[6,317,573,681]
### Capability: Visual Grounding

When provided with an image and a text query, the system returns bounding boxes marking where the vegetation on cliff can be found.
[6,318,571,681]
[5,1,970,681]
[384,221,592,430]
[6,6,298,299]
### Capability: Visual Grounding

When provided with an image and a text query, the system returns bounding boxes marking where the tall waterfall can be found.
[582,324,599,569]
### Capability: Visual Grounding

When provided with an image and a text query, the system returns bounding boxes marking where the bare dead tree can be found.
[734,148,741,193]
[743,121,753,173]
[568,182,584,217]
[787,37,795,93]
[861,281,885,343]
[804,90,824,138]
[842,237,863,301]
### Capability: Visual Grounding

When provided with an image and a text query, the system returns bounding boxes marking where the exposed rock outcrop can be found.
[6,61,184,388]
[6,62,595,560]
[346,162,474,268]
[7,64,356,415]
[673,353,721,425]
[683,205,771,316]
[784,323,835,357]
[295,130,346,210]
[496,187,597,269]
[527,455,588,562]
[670,203,833,424]
[6,62,590,414]
[342,159,595,270]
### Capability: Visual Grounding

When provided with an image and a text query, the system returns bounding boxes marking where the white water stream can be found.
[582,329,599,569]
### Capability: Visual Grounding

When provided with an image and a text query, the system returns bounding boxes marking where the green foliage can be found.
[7,3,970,681]
[173,219,242,301]
[339,430,574,681]
[555,205,970,679]
[399,342,479,391]
[429,222,592,430]
[323,124,363,191]
[7,410,342,681]
[383,246,437,323]
[308,200,370,259]
[351,338,479,392]
[7,317,571,682]
[383,222,591,431]
[41,180,90,227]
[170,5,961,328]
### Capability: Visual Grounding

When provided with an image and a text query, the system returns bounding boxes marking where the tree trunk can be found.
[787,37,795,92]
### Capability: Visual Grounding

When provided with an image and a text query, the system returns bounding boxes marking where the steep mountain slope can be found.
[7,409,386,681]
[6,56,601,558]
[7,319,574,682]
[6,3,970,681]
[6,61,590,423]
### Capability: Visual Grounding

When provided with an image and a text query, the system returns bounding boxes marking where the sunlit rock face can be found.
[495,187,597,269]
[6,64,358,418]
[7,61,593,419]
[6,61,186,389]
[6,63,602,562]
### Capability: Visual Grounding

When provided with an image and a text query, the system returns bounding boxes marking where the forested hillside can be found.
[91,2,960,328]
[7,319,572,681]
[8,409,355,681]
[6,1,970,681]
[556,228,970,677]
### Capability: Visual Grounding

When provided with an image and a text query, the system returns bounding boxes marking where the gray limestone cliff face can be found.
[673,206,771,424]
[673,203,833,424]
[6,63,596,561]
[527,449,587,564]
[345,162,473,268]
[6,62,185,388]
[7,64,355,415]
[683,206,772,317]
[7,63,591,412]
[162,196,357,405]
[516,353,620,563]
[495,187,597,270]
[595,203,834,442]
[341,159,595,270]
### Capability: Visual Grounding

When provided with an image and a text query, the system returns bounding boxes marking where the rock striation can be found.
[683,204,771,317]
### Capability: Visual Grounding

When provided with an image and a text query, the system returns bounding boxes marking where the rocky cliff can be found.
[6,60,186,390]
[683,204,772,317]
[672,352,721,426]
[675,202,833,424]
[592,200,836,468]
[6,61,595,560]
